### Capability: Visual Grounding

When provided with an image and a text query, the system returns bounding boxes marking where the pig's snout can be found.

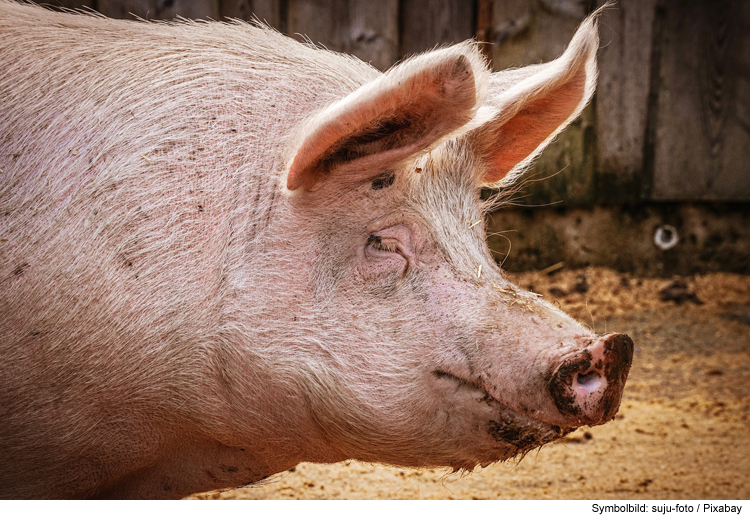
[549,333,633,426]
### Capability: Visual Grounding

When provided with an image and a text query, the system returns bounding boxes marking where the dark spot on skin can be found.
[288,467,296,472]
[239,448,245,452]
[371,171,396,190]
[206,470,218,481]
[479,393,496,405]
[219,465,239,473]
[198,205,203,212]
[415,167,422,173]
[488,419,540,449]
[12,262,28,277]
[163,482,172,491]
[449,54,472,81]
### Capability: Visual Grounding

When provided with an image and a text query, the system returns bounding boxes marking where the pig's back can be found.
[0,1,380,341]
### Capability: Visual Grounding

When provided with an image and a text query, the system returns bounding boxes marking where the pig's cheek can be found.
[425,274,473,312]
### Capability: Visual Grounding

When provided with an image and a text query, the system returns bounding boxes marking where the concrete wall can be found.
[488,204,750,276]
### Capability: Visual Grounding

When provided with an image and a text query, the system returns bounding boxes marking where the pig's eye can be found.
[367,235,397,252]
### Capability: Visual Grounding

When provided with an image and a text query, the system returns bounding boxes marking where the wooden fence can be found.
[41,0,750,203]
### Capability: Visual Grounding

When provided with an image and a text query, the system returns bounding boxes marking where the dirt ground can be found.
[191,268,750,500]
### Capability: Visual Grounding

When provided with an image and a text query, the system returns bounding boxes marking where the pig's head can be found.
[255,12,632,472]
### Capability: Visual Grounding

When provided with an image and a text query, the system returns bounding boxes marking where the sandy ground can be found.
[191,268,750,499]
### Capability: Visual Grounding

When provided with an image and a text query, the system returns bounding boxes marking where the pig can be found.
[0,1,632,499]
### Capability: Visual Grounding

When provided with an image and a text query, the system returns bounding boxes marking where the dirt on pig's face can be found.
[278,141,599,469]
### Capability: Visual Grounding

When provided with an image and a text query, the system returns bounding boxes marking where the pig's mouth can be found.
[433,370,575,460]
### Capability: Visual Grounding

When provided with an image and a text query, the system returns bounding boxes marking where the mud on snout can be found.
[482,333,634,463]
[548,333,634,427]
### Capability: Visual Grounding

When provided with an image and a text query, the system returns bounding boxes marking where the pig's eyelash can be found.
[367,235,397,252]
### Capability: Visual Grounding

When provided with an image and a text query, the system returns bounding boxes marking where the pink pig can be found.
[0,1,631,498]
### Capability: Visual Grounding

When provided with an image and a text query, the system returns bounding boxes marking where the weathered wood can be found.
[492,0,585,70]
[651,0,750,201]
[345,0,398,71]
[400,0,474,57]
[287,0,398,71]
[477,0,494,67]
[594,0,655,202]
[220,0,283,30]
[97,0,220,20]
[491,0,594,206]
[287,0,339,48]
[651,2,749,200]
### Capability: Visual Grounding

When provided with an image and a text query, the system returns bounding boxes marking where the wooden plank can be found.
[594,0,655,201]
[97,0,220,20]
[220,0,283,29]
[492,0,584,70]
[652,0,750,201]
[287,0,343,50]
[287,0,398,71]
[345,0,398,71]
[399,0,475,57]
[477,0,494,67]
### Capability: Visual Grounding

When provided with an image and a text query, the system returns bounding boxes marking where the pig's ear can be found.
[469,13,599,186]
[286,44,487,191]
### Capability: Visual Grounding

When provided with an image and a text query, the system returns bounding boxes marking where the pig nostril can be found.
[575,371,601,392]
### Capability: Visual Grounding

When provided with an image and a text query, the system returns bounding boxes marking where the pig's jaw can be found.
[431,369,575,467]
[425,332,632,469]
